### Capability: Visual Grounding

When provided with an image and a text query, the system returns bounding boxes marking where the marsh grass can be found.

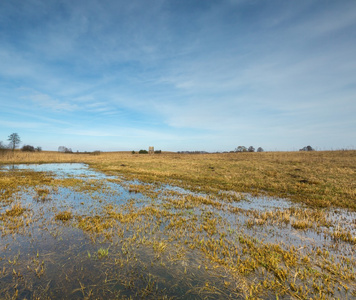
[97,247,109,258]
[55,210,72,221]
[4,203,26,217]
[2,150,355,209]
[0,152,355,298]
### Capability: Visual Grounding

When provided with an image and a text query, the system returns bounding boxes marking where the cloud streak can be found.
[0,0,355,151]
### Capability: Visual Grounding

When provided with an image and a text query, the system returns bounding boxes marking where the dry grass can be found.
[2,149,354,209]
[4,203,26,217]
[0,157,355,299]
[54,211,72,221]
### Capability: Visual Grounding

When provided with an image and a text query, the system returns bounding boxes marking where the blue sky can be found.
[0,0,355,152]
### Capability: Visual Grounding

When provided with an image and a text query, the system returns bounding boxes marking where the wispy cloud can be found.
[0,0,355,151]
[28,93,78,111]
[0,120,47,129]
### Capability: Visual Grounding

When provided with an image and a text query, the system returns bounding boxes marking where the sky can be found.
[0,0,355,152]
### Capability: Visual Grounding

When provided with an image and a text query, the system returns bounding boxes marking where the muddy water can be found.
[0,163,355,299]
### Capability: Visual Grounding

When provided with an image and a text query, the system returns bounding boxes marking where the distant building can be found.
[149,146,154,154]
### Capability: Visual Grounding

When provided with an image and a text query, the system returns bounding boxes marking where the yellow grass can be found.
[0,152,355,299]
[1,149,355,209]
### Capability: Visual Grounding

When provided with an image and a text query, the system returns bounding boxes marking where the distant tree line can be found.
[0,133,42,154]
[76,150,101,155]
[0,133,322,155]
[58,146,73,153]
[132,149,162,154]
[21,145,42,152]
[177,147,266,154]
[131,149,148,154]
[235,146,264,152]
[57,147,102,155]
[177,151,209,154]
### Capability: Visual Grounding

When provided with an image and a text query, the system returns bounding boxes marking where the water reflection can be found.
[0,163,355,299]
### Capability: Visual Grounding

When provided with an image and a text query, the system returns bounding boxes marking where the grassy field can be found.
[0,150,355,299]
[1,150,355,210]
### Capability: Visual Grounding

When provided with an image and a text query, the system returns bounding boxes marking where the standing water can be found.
[0,163,355,299]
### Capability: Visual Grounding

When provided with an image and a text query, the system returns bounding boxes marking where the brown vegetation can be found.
[0,150,355,298]
[1,150,355,209]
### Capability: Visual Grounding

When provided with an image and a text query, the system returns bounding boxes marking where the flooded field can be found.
[0,163,355,299]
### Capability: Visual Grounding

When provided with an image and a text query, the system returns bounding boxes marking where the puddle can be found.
[1,163,110,179]
[230,194,295,211]
[0,163,355,299]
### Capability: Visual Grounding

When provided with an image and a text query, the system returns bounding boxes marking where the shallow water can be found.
[0,163,355,299]
[1,163,110,179]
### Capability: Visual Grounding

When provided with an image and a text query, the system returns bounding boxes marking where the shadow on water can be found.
[0,163,355,299]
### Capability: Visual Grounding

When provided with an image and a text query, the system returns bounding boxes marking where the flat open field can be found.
[0,151,355,299]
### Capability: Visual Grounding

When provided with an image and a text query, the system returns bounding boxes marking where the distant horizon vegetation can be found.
[0,132,355,154]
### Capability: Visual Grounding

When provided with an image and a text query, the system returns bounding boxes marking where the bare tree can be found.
[8,133,21,151]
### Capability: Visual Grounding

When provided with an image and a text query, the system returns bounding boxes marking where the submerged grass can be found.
[54,210,72,222]
[92,150,356,210]
[1,150,355,210]
[97,247,109,258]
[0,151,355,298]
[4,203,26,217]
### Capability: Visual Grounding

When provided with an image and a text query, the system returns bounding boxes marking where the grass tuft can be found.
[55,211,72,221]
